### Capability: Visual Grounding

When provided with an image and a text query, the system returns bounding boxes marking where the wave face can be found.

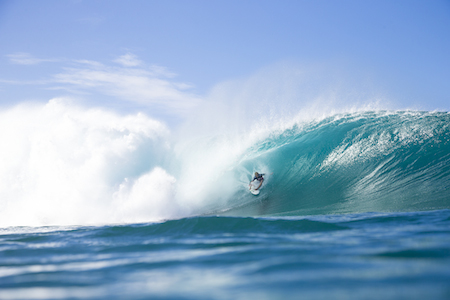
[219,111,450,217]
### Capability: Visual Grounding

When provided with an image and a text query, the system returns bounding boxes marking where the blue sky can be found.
[1,0,449,122]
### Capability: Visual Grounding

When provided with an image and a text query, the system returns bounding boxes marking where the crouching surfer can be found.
[249,172,265,190]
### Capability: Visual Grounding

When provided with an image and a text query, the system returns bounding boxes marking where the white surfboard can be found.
[249,179,263,195]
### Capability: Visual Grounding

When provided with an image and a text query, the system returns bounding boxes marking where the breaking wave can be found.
[0,99,449,226]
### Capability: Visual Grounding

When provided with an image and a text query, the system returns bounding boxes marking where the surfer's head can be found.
[255,172,259,176]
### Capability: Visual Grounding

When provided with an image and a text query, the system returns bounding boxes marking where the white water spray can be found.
[0,99,182,226]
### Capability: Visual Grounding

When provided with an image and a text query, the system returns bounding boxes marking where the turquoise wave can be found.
[220,111,450,216]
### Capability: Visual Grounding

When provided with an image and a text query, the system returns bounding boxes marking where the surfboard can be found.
[249,179,263,195]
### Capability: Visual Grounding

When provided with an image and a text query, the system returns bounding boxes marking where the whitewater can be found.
[1,99,449,299]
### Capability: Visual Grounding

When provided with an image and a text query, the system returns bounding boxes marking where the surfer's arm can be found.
[255,179,264,190]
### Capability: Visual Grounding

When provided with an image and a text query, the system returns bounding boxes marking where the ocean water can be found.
[1,104,449,299]
[1,210,450,299]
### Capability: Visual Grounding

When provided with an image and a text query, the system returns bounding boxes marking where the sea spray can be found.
[0,99,180,226]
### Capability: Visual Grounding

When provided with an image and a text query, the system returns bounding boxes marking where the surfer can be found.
[251,172,265,190]
[253,172,265,182]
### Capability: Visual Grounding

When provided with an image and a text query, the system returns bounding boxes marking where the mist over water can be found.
[1,64,449,227]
